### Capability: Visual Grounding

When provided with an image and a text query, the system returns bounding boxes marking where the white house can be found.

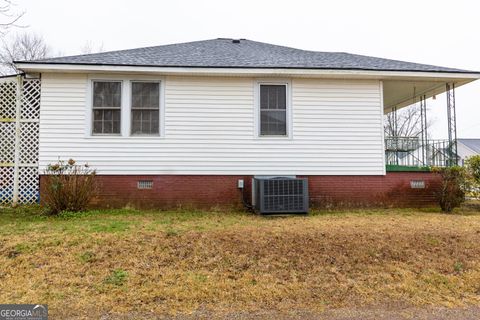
[457,139,480,165]
[13,38,480,209]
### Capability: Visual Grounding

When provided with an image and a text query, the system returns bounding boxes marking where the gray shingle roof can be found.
[16,38,478,73]
[458,139,480,154]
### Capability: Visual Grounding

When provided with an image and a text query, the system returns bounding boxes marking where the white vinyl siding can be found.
[39,74,385,175]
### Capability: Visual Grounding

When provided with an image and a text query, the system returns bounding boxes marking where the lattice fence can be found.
[0,75,41,205]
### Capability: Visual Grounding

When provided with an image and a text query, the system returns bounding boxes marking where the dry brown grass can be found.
[1,205,480,318]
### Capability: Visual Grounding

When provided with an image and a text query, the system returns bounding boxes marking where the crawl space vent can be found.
[410,180,425,189]
[137,180,153,190]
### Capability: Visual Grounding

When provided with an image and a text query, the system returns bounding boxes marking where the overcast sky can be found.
[12,0,480,138]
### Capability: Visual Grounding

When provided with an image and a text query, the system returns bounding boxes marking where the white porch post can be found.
[12,74,23,206]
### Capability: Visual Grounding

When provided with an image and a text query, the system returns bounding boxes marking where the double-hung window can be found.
[92,81,122,134]
[131,82,160,135]
[259,84,287,136]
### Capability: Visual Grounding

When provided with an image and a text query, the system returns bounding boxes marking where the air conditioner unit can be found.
[254,177,309,214]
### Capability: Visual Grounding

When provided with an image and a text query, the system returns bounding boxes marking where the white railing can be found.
[385,137,457,167]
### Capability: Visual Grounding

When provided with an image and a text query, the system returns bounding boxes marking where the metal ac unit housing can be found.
[254,177,309,214]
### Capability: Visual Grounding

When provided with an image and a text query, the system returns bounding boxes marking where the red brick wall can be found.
[305,172,441,208]
[39,172,441,209]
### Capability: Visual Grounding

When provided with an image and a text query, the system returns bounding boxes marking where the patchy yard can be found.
[1,204,480,319]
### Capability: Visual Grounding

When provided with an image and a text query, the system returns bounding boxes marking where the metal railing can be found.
[385,137,458,168]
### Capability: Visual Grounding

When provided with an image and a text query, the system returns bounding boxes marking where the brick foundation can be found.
[304,172,441,208]
[39,172,441,209]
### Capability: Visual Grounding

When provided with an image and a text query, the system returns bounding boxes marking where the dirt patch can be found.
[100,306,480,320]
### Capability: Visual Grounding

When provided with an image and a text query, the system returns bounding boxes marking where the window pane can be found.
[131,82,160,135]
[132,82,159,109]
[131,110,159,135]
[260,110,286,136]
[92,81,121,135]
[113,120,120,133]
[93,109,103,121]
[92,109,121,134]
[93,121,103,134]
[104,121,113,134]
[260,85,286,110]
[104,109,113,121]
[93,81,121,109]
[260,85,287,136]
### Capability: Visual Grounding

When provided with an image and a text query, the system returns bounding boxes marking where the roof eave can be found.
[14,62,480,81]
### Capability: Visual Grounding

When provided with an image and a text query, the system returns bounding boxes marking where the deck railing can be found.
[385,137,457,168]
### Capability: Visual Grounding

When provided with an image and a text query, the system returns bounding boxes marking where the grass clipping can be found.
[1,207,480,317]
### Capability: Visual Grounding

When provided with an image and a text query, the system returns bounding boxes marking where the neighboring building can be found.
[13,38,480,208]
[457,139,480,165]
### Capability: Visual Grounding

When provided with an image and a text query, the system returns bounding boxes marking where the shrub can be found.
[465,155,480,198]
[43,159,96,215]
[432,166,468,213]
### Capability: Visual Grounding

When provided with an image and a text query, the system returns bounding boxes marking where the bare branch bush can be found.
[43,159,97,215]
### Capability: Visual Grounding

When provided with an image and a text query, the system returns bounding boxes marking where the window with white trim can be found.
[92,81,122,134]
[131,82,160,135]
[259,84,287,136]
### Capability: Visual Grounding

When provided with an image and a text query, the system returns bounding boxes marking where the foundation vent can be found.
[410,180,425,189]
[137,180,153,190]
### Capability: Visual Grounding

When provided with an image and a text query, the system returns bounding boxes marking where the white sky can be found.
[12,0,480,138]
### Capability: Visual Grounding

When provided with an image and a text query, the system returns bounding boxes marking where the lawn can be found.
[1,204,480,318]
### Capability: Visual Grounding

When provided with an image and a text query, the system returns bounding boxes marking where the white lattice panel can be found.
[21,79,41,120]
[0,166,14,203]
[0,76,40,205]
[0,81,17,120]
[0,122,15,163]
[18,166,39,203]
[20,122,39,164]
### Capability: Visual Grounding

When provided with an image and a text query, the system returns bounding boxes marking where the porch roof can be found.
[382,77,478,112]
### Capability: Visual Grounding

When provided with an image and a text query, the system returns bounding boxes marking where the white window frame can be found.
[254,79,292,139]
[130,80,162,136]
[85,74,165,138]
[90,80,123,136]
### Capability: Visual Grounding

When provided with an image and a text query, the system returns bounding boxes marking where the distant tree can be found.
[80,40,104,54]
[384,104,434,138]
[0,32,51,75]
[0,0,24,35]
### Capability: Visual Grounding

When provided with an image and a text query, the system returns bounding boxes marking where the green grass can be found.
[1,203,479,238]
[104,269,128,286]
[0,205,257,236]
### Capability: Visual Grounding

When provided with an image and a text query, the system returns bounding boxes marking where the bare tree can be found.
[0,32,51,75]
[0,0,24,35]
[80,40,104,54]
[384,104,433,138]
